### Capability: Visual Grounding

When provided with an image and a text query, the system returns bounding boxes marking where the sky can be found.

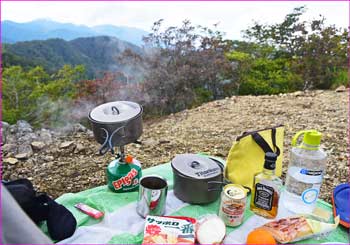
[2,1,348,40]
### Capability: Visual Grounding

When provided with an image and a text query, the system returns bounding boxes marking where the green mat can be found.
[51,162,349,244]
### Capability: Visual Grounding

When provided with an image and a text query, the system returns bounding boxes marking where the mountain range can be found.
[3,36,143,77]
[2,19,148,46]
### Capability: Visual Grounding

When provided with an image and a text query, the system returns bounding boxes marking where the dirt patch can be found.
[2,90,348,203]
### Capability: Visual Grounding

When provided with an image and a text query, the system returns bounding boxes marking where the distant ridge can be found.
[2,19,148,46]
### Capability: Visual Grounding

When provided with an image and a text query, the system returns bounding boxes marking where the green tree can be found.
[227,49,303,95]
[243,6,348,90]
[43,64,85,100]
[2,66,46,124]
[2,64,86,127]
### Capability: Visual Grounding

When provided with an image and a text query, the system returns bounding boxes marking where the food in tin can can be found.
[219,184,247,227]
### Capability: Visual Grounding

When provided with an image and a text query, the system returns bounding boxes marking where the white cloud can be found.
[2,1,348,40]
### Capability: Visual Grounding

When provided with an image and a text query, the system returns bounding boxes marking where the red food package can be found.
[142,215,196,244]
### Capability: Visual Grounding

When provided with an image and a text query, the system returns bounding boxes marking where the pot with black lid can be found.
[171,154,225,204]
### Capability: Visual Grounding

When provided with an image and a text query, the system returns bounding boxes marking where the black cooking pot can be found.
[88,101,143,155]
[171,154,225,204]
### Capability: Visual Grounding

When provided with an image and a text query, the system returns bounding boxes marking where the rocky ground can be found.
[2,89,349,203]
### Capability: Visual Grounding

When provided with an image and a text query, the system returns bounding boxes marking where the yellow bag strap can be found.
[251,128,280,156]
[271,127,280,156]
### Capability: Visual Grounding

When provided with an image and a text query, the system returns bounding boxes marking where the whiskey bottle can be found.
[250,152,282,219]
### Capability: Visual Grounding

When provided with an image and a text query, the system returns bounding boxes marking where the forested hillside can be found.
[3,36,142,77]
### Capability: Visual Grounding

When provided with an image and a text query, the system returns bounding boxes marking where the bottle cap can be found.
[292,130,322,149]
[303,130,322,146]
[264,152,277,170]
[125,155,133,164]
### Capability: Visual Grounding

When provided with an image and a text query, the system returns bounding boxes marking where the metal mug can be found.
[136,175,168,218]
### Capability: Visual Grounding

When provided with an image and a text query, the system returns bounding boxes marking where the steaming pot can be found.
[88,101,143,154]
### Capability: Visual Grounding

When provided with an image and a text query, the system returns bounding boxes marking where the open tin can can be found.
[218,184,248,227]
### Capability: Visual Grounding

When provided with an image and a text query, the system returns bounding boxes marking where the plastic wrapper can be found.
[196,214,226,244]
[256,214,340,243]
[74,203,104,219]
[142,215,196,244]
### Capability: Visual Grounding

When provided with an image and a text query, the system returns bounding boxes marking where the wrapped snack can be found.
[196,215,226,244]
[74,203,104,219]
[256,215,340,243]
[142,215,196,244]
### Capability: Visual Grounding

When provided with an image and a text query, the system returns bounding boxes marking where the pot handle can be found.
[207,181,227,191]
[107,126,126,154]
[99,128,111,155]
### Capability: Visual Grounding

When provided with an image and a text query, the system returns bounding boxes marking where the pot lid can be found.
[171,154,222,179]
[89,101,141,123]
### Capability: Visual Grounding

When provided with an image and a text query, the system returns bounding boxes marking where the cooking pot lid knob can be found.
[111,106,120,115]
[190,161,201,169]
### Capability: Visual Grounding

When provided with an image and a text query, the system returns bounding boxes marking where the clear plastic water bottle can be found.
[283,130,327,214]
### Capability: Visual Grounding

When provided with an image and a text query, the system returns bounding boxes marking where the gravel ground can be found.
[2,90,349,203]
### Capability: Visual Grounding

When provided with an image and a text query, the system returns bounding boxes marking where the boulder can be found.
[73,123,87,133]
[60,141,76,150]
[37,129,53,144]
[335,85,347,92]
[6,120,36,144]
[2,143,17,156]
[2,121,10,130]
[292,91,304,97]
[17,144,33,158]
[43,155,55,162]
[15,153,31,160]
[87,130,95,139]
[74,143,85,153]
[31,141,46,151]
[16,120,33,135]
[4,157,19,165]
[9,124,17,134]
[18,132,38,144]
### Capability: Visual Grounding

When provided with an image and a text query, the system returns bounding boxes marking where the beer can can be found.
[218,184,247,227]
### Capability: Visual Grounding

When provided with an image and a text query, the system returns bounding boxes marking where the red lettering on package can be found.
[112,169,138,190]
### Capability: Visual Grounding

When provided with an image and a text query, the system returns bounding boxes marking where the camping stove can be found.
[106,146,141,193]
[88,101,143,193]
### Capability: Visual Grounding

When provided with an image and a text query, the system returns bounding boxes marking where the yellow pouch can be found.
[225,125,284,191]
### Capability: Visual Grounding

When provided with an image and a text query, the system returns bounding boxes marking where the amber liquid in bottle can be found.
[250,153,282,219]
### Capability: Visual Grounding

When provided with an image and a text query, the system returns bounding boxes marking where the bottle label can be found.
[302,188,319,204]
[112,168,139,191]
[254,183,274,211]
[300,169,323,176]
